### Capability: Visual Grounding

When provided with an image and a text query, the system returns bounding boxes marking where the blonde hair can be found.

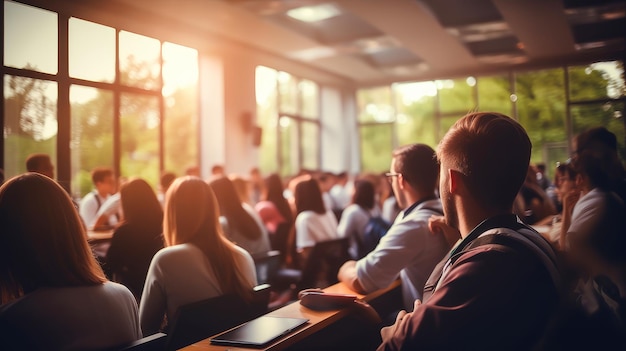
[0,173,106,304]
[163,176,252,299]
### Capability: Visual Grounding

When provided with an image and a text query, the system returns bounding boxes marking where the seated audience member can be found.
[79,167,117,229]
[338,144,448,311]
[209,176,271,255]
[294,177,339,267]
[536,163,552,190]
[249,167,264,205]
[92,176,128,229]
[573,126,626,202]
[514,166,557,225]
[185,165,200,177]
[211,164,225,177]
[337,179,379,259]
[230,174,253,205]
[25,153,55,178]
[157,171,176,207]
[330,171,352,216]
[139,177,257,335]
[377,112,560,351]
[316,172,336,214]
[548,147,626,347]
[256,173,294,261]
[106,178,164,299]
[0,173,141,350]
[538,162,578,245]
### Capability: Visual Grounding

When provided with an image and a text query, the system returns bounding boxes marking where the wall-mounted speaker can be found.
[252,126,263,147]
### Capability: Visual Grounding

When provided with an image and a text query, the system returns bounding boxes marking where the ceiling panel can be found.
[105,0,625,85]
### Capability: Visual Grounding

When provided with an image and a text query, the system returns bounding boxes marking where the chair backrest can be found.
[164,284,271,351]
[251,250,282,285]
[115,333,167,351]
[299,237,350,289]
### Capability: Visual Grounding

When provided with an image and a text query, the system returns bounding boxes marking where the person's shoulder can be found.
[296,210,316,222]
[152,243,199,262]
[342,204,365,217]
[80,191,95,202]
[101,281,135,299]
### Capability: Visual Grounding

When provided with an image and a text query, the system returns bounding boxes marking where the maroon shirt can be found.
[378,215,559,351]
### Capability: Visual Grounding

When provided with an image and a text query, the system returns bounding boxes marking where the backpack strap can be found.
[93,190,102,211]
[455,226,561,289]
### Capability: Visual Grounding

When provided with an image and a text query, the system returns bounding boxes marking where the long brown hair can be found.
[208,176,262,240]
[163,176,251,299]
[264,173,293,224]
[120,178,163,233]
[0,173,106,304]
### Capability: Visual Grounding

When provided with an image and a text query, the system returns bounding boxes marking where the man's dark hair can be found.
[392,144,439,195]
[25,154,51,173]
[438,112,531,211]
[91,167,114,184]
[160,172,176,192]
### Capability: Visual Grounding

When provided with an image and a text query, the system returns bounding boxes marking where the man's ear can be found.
[448,169,462,195]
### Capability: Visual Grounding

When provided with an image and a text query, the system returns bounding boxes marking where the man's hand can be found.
[380,300,421,342]
[428,215,461,249]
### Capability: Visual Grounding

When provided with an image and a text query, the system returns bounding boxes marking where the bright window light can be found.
[286,4,341,23]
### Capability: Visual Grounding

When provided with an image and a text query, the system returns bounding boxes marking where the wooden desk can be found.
[180,280,401,351]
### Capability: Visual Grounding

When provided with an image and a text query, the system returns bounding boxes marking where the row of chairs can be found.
[115,284,271,351]
[115,237,351,351]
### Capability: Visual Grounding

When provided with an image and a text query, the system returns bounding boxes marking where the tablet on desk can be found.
[210,316,309,348]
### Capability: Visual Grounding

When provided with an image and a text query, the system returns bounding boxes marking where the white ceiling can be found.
[96,0,626,85]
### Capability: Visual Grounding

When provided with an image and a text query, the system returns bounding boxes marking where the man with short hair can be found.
[79,167,117,229]
[377,112,560,351]
[338,144,448,311]
[25,153,54,178]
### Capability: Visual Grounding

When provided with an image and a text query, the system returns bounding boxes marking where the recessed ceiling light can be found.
[288,46,337,61]
[286,3,341,23]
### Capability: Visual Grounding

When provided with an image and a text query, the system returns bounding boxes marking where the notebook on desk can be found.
[210,316,309,348]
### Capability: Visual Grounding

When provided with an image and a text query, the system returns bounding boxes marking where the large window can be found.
[358,61,625,176]
[4,76,57,176]
[3,1,199,198]
[255,66,320,177]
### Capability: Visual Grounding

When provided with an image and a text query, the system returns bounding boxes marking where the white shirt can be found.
[0,282,141,351]
[330,184,352,211]
[295,210,338,249]
[79,191,110,229]
[337,204,379,259]
[139,243,257,335]
[356,199,448,311]
[95,192,122,226]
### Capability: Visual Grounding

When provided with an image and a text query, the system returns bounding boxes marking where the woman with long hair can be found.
[106,178,164,299]
[255,173,293,258]
[337,179,379,259]
[139,176,257,335]
[209,176,271,255]
[294,177,338,266]
[0,173,141,350]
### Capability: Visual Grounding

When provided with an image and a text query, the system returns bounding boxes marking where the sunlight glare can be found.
[163,42,199,97]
